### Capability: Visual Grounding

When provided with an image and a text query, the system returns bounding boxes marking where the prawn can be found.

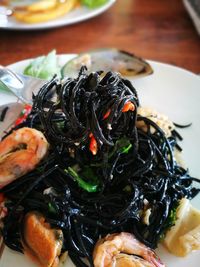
[93,232,165,267]
[0,127,49,188]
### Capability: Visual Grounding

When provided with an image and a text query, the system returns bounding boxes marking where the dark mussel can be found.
[61,48,153,79]
[21,211,63,267]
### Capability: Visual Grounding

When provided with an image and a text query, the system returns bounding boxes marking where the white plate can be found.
[0,55,200,267]
[0,0,116,30]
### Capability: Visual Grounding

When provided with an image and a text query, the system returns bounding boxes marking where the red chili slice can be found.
[122,101,135,112]
[103,109,111,120]
[89,133,98,155]
[15,104,32,126]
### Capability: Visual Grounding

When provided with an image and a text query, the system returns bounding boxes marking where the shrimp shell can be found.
[0,127,49,188]
[93,232,165,267]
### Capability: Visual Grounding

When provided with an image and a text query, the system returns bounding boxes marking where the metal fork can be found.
[0,65,47,104]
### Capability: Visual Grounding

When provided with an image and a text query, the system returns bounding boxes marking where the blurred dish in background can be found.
[0,0,116,30]
[12,0,80,24]
[183,0,200,35]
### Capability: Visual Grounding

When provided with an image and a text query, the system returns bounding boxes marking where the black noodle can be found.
[1,67,199,267]
[0,106,9,122]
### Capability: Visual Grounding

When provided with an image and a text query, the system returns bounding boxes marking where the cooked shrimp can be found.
[115,254,154,267]
[0,127,49,188]
[23,212,63,267]
[93,232,165,267]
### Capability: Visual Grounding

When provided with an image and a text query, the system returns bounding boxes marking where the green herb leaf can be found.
[67,167,98,193]
[110,137,132,157]
[120,143,132,154]
[48,202,57,214]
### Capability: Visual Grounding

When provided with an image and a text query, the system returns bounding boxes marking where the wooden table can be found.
[0,0,200,73]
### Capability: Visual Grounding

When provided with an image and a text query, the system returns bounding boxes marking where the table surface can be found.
[0,0,200,73]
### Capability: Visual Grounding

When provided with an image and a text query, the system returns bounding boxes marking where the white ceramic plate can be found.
[0,54,200,267]
[0,0,116,30]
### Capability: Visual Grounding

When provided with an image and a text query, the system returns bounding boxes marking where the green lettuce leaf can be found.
[23,50,61,79]
[82,0,108,8]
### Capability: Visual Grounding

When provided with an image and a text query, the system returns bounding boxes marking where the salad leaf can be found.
[82,0,108,8]
[23,49,61,79]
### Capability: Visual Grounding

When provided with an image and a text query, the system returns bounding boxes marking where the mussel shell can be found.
[61,48,153,79]
[21,211,63,267]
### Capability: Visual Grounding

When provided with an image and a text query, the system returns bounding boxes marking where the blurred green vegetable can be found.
[23,50,61,79]
[82,0,108,8]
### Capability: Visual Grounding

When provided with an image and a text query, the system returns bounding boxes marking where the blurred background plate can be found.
[0,0,116,30]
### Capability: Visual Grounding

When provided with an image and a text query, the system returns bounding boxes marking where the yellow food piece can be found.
[26,0,57,12]
[136,107,175,138]
[164,198,200,256]
[13,0,78,24]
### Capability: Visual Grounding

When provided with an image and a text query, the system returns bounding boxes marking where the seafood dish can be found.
[0,67,200,267]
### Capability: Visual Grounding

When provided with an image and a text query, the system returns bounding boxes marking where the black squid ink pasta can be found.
[1,67,199,267]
